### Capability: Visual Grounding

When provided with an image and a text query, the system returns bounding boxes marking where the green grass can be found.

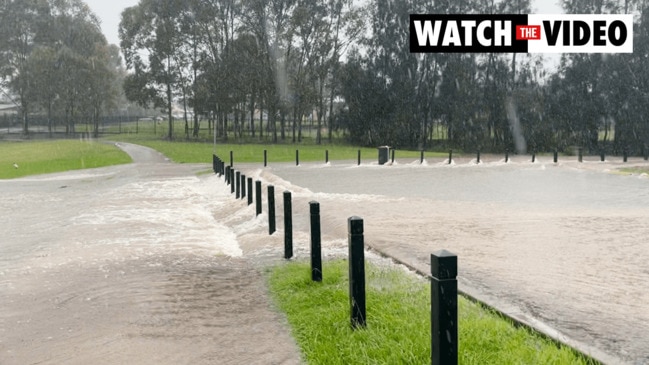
[0,140,132,179]
[617,167,649,175]
[107,128,446,164]
[268,260,595,365]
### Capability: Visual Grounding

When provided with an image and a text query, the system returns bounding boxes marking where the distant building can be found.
[0,103,18,116]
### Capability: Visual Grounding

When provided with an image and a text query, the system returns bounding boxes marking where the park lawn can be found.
[0,140,132,179]
[108,133,446,165]
[268,260,596,365]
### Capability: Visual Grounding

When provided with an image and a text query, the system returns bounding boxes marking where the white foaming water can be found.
[71,175,242,257]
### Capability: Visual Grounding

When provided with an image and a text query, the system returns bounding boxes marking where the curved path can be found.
[0,143,301,365]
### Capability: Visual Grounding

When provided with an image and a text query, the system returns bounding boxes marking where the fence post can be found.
[255,181,262,216]
[624,149,628,163]
[391,149,395,164]
[505,151,509,163]
[358,150,361,166]
[310,201,322,282]
[241,174,246,200]
[431,250,458,365]
[213,154,217,174]
[348,216,366,329]
[644,145,648,161]
[421,150,425,164]
[247,177,253,206]
[268,185,276,235]
[230,150,234,167]
[326,150,329,164]
[554,149,558,163]
[578,148,583,163]
[476,150,481,164]
[448,150,453,165]
[601,150,606,162]
[225,166,231,185]
[532,152,536,163]
[264,149,268,167]
[230,169,235,194]
[235,171,241,199]
[284,191,293,259]
[296,150,300,166]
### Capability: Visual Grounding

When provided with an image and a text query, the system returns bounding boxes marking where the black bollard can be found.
[235,171,241,199]
[213,154,217,174]
[476,151,481,164]
[268,185,276,235]
[578,148,583,163]
[601,151,606,162]
[391,149,395,164]
[310,201,322,282]
[532,153,536,163]
[255,181,262,216]
[554,150,558,163]
[230,150,233,167]
[421,150,425,164]
[283,191,293,259]
[358,150,361,166]
[241,174,246,200]
[644,145,648,161]
[264,149,267,167]
[505,151,509,163]
[431,250,458,365]
[624,150,628,163]
[296,150,300,166]
[348,217,366,329]
[326,150,329,164]
[225,166,231,184]
[448,150,453,165]
[247,177,253,206]
[230,169,235,194]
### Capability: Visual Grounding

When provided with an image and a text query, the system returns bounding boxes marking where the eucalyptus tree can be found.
[0,0,49,135]
[120,0,188,140]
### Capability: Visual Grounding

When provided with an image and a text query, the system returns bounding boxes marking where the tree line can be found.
[2,0,649,155]
[0,0,123,137]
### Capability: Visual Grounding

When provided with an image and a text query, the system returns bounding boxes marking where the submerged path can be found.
[0,143,301,365]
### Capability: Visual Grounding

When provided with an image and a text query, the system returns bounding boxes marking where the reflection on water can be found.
[265,158,649,365]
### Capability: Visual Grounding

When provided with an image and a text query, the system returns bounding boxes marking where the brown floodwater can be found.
[0,144,301,365]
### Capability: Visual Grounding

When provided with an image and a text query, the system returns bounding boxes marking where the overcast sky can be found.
[86,0,139,46]
[87,0,564,47]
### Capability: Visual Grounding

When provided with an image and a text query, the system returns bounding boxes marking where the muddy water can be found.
[256,156,649,365]
[0,144,301,365]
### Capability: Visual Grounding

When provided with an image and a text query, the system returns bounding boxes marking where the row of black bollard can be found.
[215,154,458,365]
[225,148,645,170]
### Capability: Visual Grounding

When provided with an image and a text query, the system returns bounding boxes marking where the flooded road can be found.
[257,155,649,365]
[0,143,301,365]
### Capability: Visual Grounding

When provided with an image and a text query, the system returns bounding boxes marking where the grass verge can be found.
[0,140,132,179]
[268,260,596,365]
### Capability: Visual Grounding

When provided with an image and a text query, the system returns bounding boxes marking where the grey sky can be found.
[86,0,139,46]
[87,0,564,48]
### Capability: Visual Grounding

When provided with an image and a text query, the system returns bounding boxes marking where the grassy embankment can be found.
[0,140,132,179]
[269,260,597,365]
